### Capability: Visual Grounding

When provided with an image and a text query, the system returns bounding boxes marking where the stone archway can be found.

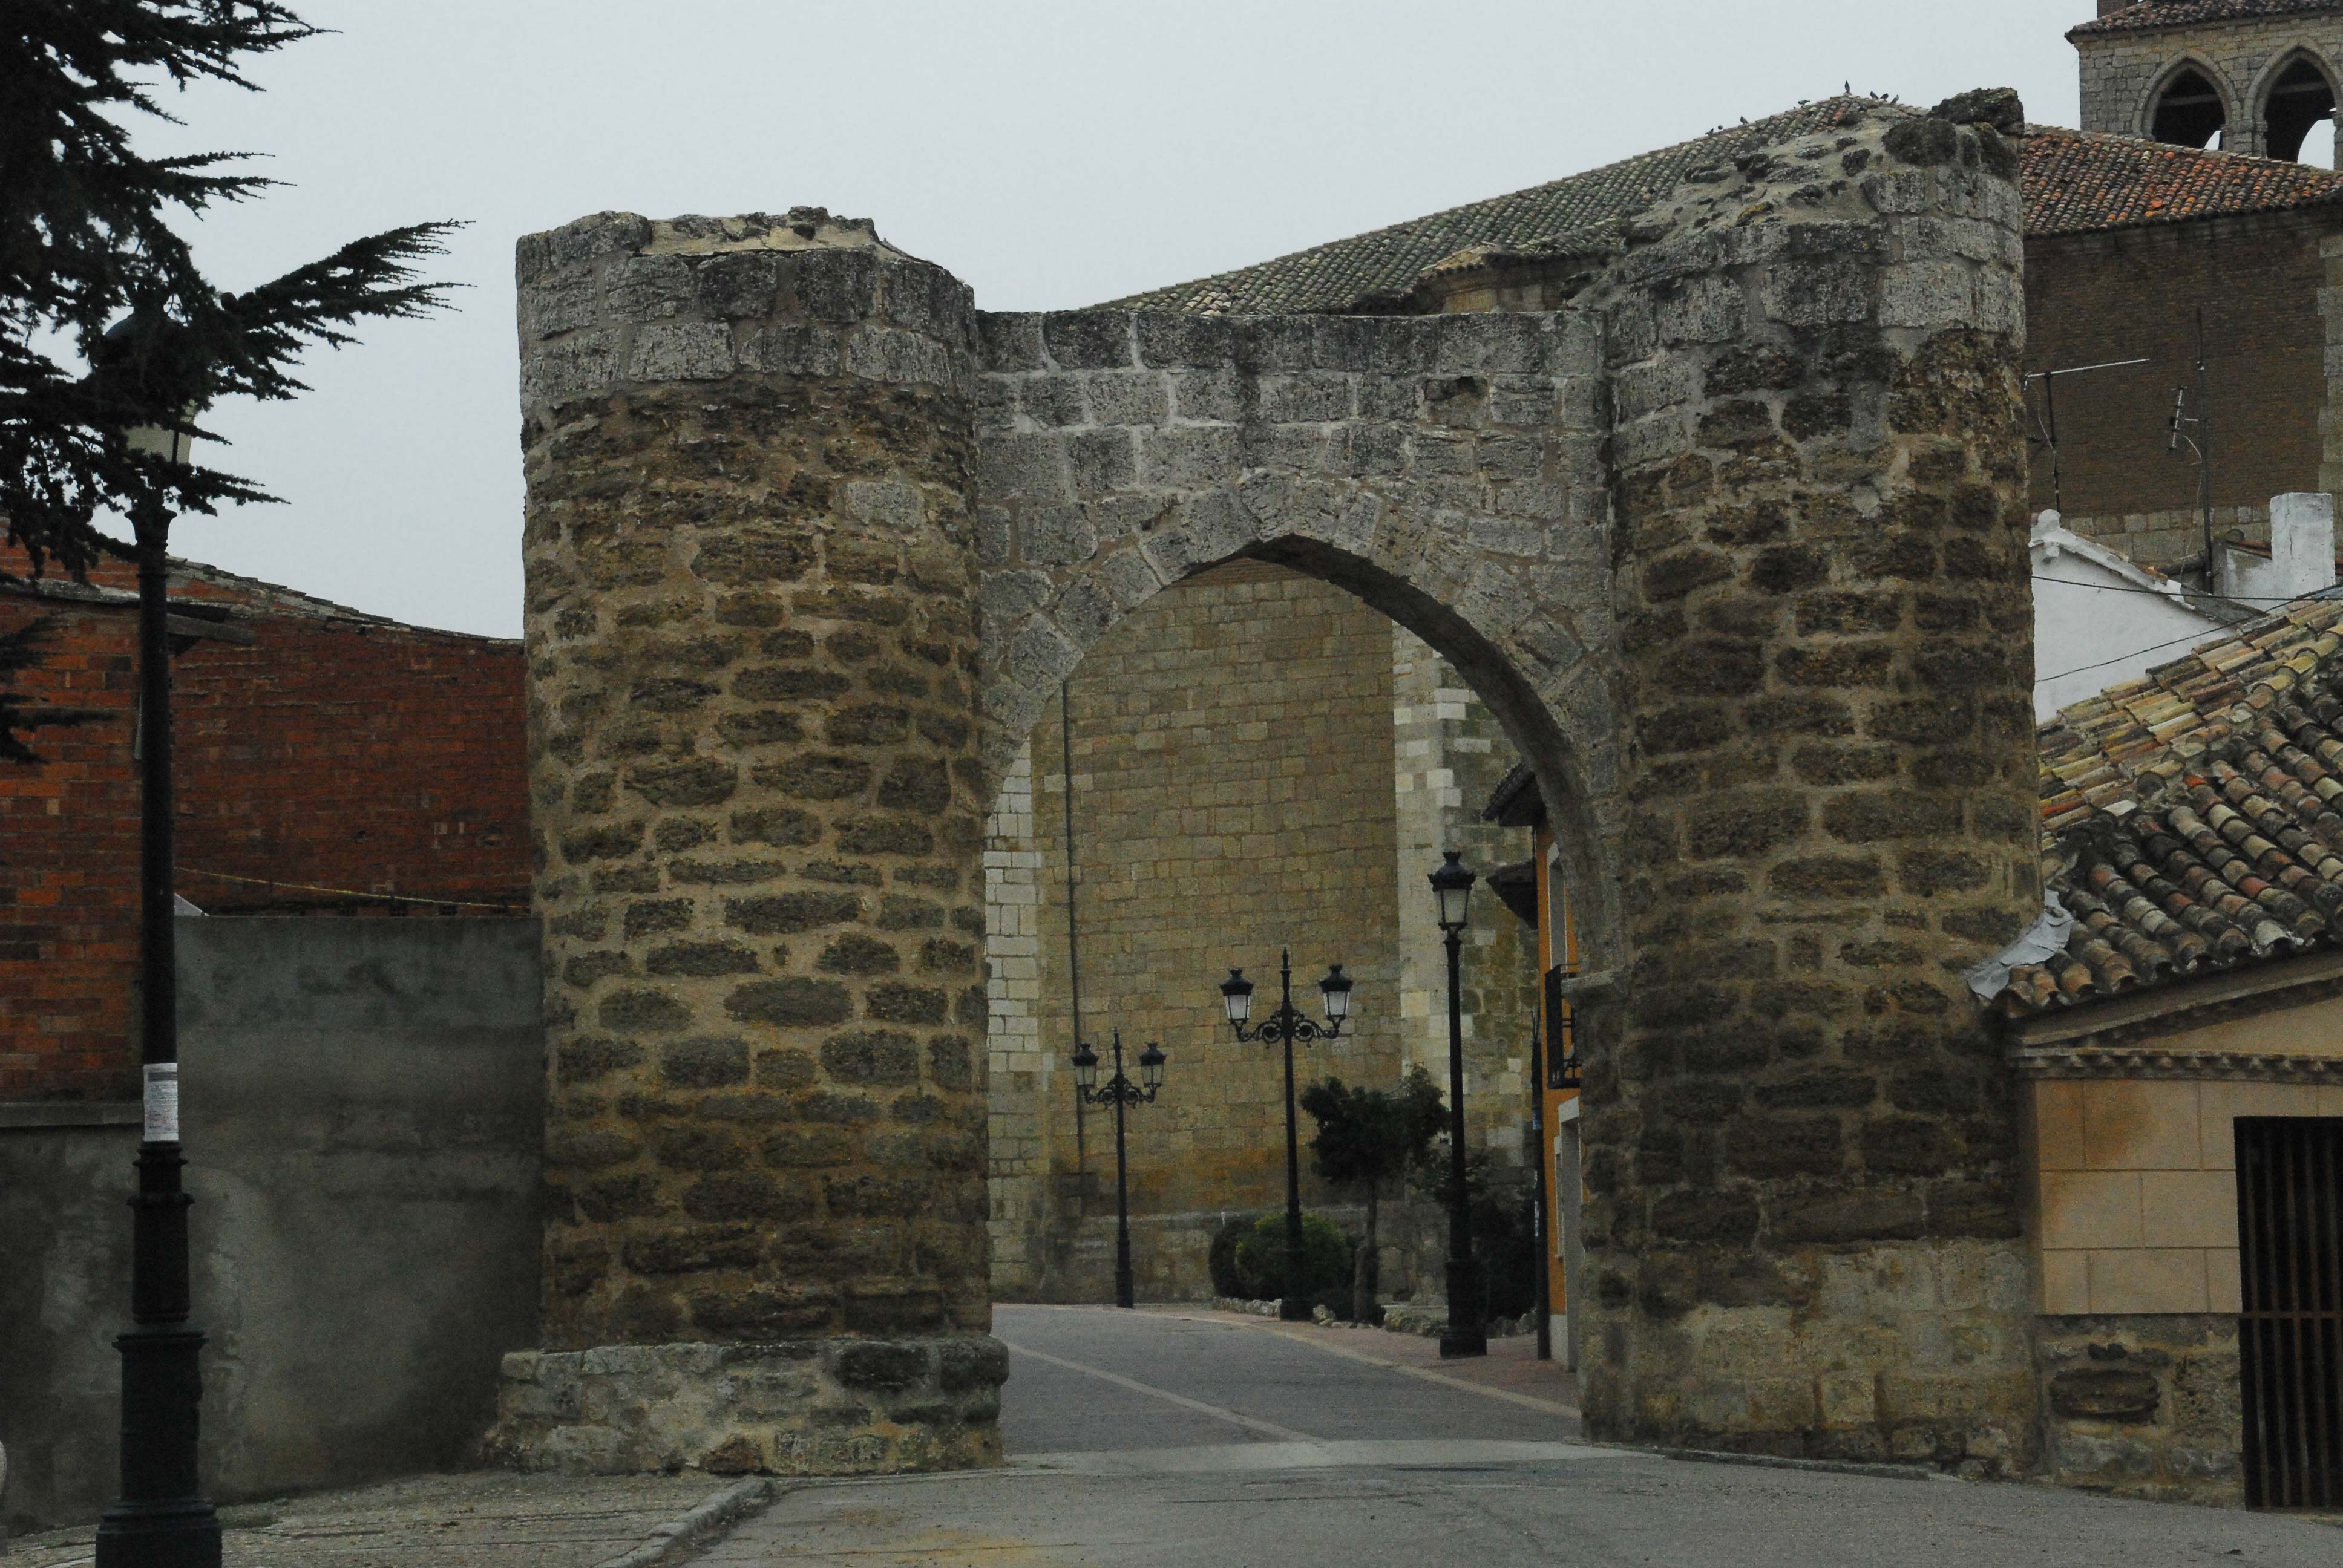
[494,96,2048,1480]
[967,308,1626,959]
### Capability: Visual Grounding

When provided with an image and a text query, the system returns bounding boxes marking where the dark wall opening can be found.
[2264,56,2338,164]
[2152,67,2227,149]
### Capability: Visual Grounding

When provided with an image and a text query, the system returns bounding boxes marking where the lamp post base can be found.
[1440,1258,1487,1359]
[1438,1326,1489,1359]
[1279,1296,1314,1322]
[94,1501,222,1568]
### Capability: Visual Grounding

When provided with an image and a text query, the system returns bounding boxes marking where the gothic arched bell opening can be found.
[2151,66,2227,149]
[2264,54,2339,163]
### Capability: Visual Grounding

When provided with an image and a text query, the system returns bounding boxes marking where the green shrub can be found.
[1207,1213,1257,1299]
[1232,1212,1350,1301]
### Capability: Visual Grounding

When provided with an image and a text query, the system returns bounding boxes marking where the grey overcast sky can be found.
[143,1,2091,638]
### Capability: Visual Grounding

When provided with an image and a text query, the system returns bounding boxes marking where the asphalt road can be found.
[698,1305,2343,1568]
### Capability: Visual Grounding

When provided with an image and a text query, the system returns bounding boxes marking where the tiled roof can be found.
[2007,598,2343,1013]
[2022,124,2343,235]
[2072,1,2343,36]
[1104,97,1892,316]
[1107,102,2343,316]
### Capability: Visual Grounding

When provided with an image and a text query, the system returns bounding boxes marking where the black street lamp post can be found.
[1217,952,1353,1322]
[99,399,224,1566]
[1430,850,1487,1361]
[1072,1030,1167,1310]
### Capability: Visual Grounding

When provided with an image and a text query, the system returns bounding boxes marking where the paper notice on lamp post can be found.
[143,1062,180,1143]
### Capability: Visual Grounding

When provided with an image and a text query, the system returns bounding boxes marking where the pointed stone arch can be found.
[2249,44,2342,163]
[970,309,1625,959]
[2138,52,2238,149]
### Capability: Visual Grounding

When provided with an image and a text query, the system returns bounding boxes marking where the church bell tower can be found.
[2073,1,2343,165]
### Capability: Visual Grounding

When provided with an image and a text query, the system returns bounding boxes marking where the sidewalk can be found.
[4,1472,736,1568]
[1135,1305,1581,1416]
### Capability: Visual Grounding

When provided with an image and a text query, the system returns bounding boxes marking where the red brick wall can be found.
[174,617,528,917]
[2024,212,2330,522]
[0,556,527,1100]
[0,596,141,1101]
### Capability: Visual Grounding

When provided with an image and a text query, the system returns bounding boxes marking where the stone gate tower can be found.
[492,211,1006,1473]
[497,91,2047,1477]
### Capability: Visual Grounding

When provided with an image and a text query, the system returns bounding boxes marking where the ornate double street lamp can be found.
[1217,952,1354,1322]
[1430,850,1487,1360]
[1071,1030,1168,1310]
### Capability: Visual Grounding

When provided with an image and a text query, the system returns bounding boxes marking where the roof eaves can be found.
[1482,761,1544,828]
[2070,1,2343,37]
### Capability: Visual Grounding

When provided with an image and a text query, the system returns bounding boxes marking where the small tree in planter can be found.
[1300,1065,1445,1322]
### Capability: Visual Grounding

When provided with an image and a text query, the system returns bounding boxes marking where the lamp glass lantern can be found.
[1319,964,1352,1024]
[1429,849,1476,931]
[1071,1040,1100,1090]
[1219,969,1255,1027]
[125,417,197,467]
[1139,1043,1167,1093]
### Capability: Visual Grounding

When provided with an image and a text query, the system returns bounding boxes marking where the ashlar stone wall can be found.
[499,211,1003,1475]
[1579,104,2043,1470]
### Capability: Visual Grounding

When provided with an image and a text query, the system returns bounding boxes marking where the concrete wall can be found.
[0,552,529,1106]
[0,916,542,1530]
[2028,524,2230,719]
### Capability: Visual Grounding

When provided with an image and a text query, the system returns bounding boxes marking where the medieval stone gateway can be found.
[491,96,2045,1477]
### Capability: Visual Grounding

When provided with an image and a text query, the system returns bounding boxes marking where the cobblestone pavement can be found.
[3,1472,726,1567]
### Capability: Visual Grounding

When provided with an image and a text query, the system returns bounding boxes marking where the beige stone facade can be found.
[2011,961,2343,1503]
[985,560,1537,1303]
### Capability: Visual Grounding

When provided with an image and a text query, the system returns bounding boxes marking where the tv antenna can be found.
[2025,356,2148,515]
[2165,307,2214,574]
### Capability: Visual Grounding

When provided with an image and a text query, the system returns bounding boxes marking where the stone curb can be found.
[591,1477,782,1568]
[1661,1448,1960,1485]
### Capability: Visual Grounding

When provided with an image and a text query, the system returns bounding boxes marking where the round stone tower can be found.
[1579,96,2046,1471]
[491,208,1004,1475]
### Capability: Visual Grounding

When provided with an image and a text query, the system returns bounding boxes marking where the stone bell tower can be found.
[2074,1,2343,165]
[490,209,1006,1474]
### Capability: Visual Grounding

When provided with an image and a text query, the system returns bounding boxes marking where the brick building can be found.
[0,552,528,1102]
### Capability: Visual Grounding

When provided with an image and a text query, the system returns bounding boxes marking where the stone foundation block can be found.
[487,1334,1006,1476]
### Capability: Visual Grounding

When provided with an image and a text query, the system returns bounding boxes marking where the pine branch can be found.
[0,614,102,765]
[0,4,460,580]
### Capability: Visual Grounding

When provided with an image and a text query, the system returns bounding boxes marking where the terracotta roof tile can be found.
[2007,598,2343,1013]
[2072,1,2343,36]
[2021,124,2343,235]
[1107,103,2343,317]
[1104,97,1891,316]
